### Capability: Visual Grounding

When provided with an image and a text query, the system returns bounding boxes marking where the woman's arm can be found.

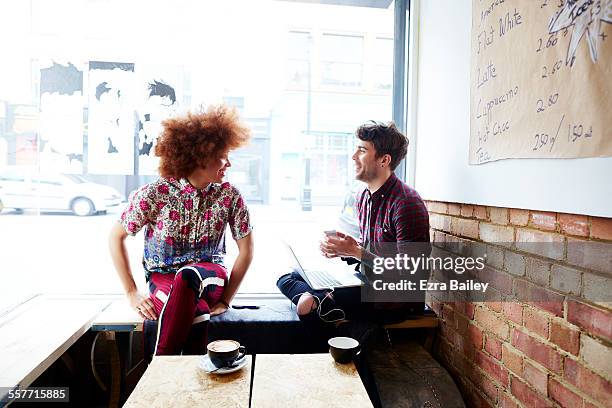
[108,222,157,320]
[210,232,254,315]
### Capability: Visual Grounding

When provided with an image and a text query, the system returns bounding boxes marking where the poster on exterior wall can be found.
[87,61,135,174]
[39,60,85,173]
[135,65,183,175]
[470,0,612,164]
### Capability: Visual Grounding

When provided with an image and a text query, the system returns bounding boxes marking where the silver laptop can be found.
[283,241,363,290]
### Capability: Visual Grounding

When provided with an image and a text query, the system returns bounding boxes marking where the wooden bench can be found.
[383,312,439,352]
[365,341,465,407]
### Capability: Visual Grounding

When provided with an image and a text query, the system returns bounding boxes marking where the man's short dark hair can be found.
[356,121,408,170]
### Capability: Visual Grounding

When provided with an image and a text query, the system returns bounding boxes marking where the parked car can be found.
[0,168,124,216]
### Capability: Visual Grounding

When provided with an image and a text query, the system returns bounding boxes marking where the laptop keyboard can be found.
[307,270,342,288]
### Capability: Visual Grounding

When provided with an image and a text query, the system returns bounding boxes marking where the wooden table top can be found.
[90,298,143,331]
[251,354,372,408]
[0,295,111,396]
[123,355,252,408]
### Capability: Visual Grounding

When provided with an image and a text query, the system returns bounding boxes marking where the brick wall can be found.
[425,201,612,408]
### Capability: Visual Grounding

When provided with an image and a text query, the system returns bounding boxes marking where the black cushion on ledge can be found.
[208,299,323,354]
[143,298,323,358]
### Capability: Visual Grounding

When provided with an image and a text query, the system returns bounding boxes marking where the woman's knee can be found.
[173,269,200,293]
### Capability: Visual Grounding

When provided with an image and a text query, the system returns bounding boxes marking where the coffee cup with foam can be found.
[206,340,246,368]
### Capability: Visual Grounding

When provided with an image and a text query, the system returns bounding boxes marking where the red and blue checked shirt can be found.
[356,173,430,244]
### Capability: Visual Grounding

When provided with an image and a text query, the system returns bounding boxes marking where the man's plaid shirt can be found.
[356,173,430,244]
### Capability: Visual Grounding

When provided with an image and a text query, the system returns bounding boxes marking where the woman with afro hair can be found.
[109,105,253,356]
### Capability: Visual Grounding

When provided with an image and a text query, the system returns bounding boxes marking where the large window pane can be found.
[0,0,395,306]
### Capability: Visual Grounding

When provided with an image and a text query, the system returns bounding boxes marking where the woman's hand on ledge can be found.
[210,302,229,316]
[128,290,158,320]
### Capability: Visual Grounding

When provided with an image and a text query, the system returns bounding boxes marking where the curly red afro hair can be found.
[155,105,250,179]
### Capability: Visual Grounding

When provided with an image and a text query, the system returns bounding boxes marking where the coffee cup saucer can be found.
[199,354,248,375]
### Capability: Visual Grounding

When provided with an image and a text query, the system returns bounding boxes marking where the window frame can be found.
[254,0,411,298]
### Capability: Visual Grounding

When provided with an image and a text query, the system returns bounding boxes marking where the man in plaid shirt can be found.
[277,121,430,336]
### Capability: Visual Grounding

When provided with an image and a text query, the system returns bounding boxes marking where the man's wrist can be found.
[353,245,363,260]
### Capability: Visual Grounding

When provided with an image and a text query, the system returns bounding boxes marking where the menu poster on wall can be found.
[470,0,612,164]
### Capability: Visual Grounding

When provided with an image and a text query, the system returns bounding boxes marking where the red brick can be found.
[523,307,550,339]
[502,302,523,325]
[499,392,520,408]
[454,353,472,375]
[580,335,612,378]
[480,223,514,243]
[485,300,502,314]
[478,265,513,295]
[548,378,583,408]
[456,313,470,335]
[473,205,488,220]
[523,361,548,395]
[451,217,479,239]
[448,203,461,216]
[509,209,529,226]
[475,307,510,340]
[549,321,580,355]
[467,367,499,403]
[504,251,526,277]
[591,216,612,241]
[430,213,451,232]
[564,358,612,403]
[482,287,503,314]
[558,214,589,237]
[511,329,562,374]
[566,237,612,275]
[484,334,502,360]
[550,264,582,296]
[510,376,552,407]
[466,302,476,319]
[426,201,448,214]
[468,323,484,350]
[452,297,468,316]
[484,245,504,269]
[442,303,454,324]
[514,280,564,317]
[436,337,453,364]
[567,300,612,341]
[461,204,475,217]
[530,211,557,231]
[475,350,509,386]
[515,229,565,260]
[490,207,509,225]
[449,327,467,352]
[502,344,523,375]
[455,313,470,336]
[525,257,551,286]
[463,384,494,408]
[582,273,612,307]
[433,231,447,245]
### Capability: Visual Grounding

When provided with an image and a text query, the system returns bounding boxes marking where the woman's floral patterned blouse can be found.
[119,178,252,280]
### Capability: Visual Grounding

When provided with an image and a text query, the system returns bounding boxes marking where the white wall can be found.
[411,0,612,218]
